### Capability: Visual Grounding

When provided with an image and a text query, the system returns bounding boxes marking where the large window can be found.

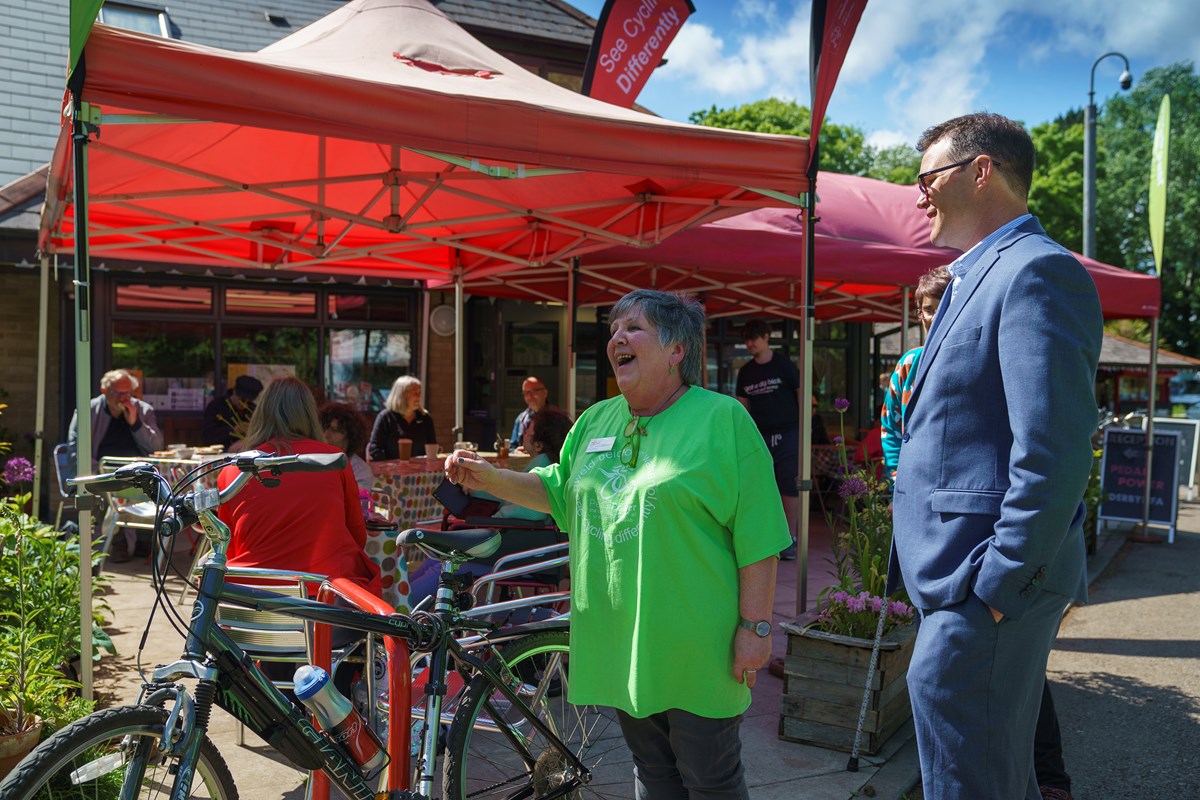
[108,277,419,426]
[325,329,412,411]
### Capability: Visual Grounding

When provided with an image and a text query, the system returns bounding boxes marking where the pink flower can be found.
[3,457,34,485]
[838,477,869,499]
[846,594,867,613]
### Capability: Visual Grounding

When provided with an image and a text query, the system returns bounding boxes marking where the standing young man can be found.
[890,112,1101,799]
[736,319,799,559]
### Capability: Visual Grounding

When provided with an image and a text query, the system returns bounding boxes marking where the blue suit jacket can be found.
[888,218,1102,620]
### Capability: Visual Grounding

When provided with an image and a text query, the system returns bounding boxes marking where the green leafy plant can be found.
[813,399,914,639]
[0,499,110,734]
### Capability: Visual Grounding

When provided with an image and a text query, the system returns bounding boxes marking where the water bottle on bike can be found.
[294,664,388,775]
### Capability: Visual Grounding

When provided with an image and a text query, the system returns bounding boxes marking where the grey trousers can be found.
[615,708,749,800]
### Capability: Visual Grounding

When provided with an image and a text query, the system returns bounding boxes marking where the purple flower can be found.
[846,595,867,613]
[888,600,913,619]
[833,435,844,444]
[838,477,869,499]
[834,398,850,412]
[3,457,34,485]
[869,595,884,613]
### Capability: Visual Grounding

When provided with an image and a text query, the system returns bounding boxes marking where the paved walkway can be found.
[89,498,1196,799]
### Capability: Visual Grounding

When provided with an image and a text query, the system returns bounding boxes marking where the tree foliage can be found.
[1096,61,1200,356]
[1028,117,1084,252]
[689,98,915,179]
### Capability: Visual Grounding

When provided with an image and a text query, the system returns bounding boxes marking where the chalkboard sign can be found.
[1143,418,1200,501]
[1098,428,1180,526]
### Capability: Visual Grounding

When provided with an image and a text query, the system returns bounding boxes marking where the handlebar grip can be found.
[68,462,161,498]
[233,451,347,474]
[67,472,135,495]
[290,452,347,472]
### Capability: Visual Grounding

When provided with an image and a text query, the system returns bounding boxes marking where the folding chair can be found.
[52,443,76,530]
[96,456,160,569]
[206,565,331,746]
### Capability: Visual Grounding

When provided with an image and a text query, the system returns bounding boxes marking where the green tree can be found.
[689,98,874,176]
[1028,116,1084,252]
[863,143,921,185]
[1095,61,1200,356]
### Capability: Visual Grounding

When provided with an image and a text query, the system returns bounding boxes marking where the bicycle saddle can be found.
[399,527,502,560]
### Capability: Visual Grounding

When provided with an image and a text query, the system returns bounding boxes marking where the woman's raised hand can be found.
[444,448,494,491]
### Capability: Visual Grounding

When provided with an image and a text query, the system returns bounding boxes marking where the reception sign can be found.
[1098,427,1179,541]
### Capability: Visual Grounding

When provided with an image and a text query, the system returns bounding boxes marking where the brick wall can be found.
[0,267,63,507]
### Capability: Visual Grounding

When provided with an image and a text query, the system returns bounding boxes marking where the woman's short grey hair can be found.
[385,375,423,414]
[610,289,705,385]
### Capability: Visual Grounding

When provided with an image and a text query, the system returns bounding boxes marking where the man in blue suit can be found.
[889,113,1102,799]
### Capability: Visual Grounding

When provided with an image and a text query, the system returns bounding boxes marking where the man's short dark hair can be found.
[740,319,772,342]
[916,112,1034,199]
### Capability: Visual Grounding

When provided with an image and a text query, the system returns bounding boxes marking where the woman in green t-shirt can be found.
[447,289,790,799]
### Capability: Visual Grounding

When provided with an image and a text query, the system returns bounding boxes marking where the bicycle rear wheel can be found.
[0,705,238,800]
[442,630,630,800]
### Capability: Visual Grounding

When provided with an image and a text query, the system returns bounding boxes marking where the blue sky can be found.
[568,1,1199,148]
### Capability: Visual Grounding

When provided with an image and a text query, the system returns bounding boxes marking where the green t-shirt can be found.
[533,386,790,718]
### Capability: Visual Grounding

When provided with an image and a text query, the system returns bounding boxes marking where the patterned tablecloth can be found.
[363,454,533,611]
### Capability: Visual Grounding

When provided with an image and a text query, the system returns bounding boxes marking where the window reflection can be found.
[325,329,412,411]
[226,289,316,317]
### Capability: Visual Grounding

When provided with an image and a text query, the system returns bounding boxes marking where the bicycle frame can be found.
[73,454,584,800]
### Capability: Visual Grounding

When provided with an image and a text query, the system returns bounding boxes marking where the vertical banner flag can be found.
[1149,94,1170,274]
[808,0,867,165]
[70,0,105,78]
[582,0,695,107]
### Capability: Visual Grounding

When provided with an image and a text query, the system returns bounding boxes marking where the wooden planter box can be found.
[778,613,917,755]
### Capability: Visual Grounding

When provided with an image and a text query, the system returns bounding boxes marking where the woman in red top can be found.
[217,376,381,597]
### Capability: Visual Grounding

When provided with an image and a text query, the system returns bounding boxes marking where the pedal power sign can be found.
[1098,428,1180,525]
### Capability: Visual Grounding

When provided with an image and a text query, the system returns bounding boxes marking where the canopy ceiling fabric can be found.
[41,0,808,280]
[462,171,1161,321]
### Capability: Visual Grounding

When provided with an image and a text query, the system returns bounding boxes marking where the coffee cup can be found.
[397,438,413,460]
[425,443,440,461]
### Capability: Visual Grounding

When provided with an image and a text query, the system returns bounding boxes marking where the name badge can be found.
[587,436,615,453]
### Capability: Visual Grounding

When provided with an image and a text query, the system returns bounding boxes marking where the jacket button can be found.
[902,432,911,443]
[1036,567,1047,578]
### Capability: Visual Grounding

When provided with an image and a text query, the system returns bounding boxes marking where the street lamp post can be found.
[1083,52,1133,259]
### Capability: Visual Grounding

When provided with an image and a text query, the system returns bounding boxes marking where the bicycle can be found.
[0,451,626,799]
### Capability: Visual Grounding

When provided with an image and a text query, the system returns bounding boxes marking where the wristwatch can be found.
[738,617,771,637]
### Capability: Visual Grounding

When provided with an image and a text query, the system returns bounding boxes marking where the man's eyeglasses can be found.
[917,155,1000,198]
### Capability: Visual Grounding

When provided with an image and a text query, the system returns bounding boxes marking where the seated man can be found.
[68,368,164,467]
[202,375,263,450]
[509,376,548,450]
[67,368,165,561]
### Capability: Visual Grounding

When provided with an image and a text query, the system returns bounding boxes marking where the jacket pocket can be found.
[930,488,1004,515]
[942,326,982,348]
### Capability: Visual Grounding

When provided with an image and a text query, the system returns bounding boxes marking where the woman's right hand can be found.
[444,448,495,492]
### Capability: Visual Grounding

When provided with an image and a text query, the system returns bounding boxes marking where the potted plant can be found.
[779,399,917,755]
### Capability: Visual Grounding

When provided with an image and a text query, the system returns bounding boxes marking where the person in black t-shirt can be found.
[736,319,801,560]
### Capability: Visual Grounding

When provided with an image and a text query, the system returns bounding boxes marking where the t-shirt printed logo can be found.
[574,449,656,547]
[741,377,784,396]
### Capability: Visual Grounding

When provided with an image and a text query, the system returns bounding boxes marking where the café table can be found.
[364,451,531,610]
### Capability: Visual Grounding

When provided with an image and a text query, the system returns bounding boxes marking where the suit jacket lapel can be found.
[904,219,1044,427]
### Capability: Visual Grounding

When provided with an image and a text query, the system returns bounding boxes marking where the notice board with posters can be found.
[1143,418,1200,501]
[1098,427,1180,541]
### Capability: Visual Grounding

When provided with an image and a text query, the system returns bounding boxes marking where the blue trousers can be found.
[615,708,749,800]
[908,589,1070,800]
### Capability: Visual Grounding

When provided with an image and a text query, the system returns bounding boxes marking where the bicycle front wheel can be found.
[0,705,238,800]
[442,629,629,800]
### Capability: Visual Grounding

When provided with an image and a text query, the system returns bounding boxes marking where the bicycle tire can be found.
[0,705,238,800]
[442,630,629,800]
